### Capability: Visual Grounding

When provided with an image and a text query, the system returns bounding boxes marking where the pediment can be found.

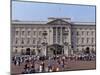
[47,19,70,25]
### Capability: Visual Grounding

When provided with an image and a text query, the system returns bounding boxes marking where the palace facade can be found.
[11,18,96,56]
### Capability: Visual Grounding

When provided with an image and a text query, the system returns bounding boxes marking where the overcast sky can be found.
[12,1,96,22]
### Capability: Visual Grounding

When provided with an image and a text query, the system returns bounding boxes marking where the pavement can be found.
[11,60,96,74]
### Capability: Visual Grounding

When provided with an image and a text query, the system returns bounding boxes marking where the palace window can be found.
[16,31,19,35]
[39,31,42,36]
[82,31,84,35]
[91,31,94,36]
[87,38,89,43]
[37,38,41,44]
[87,31,89,36]
[33,38,36,44]
[62,27,65,30]
[72,32,73,35]
[77,48,79,52]
[21,38,24,44]
[21,49,24,55]
[27,38,30,44]
[22,31,25,35]
[92,38,94,43]
[15,49,18,53]
[28,31,31,36]
[53,36,56,43]
[33,31,36,36]
[81,38,84,43]
[76,31,79,36]
[15,38,18,44]
[77,38,80,44]
[82,48,84,51]
[53,27,56,43]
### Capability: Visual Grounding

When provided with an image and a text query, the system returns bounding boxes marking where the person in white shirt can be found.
[39,64,42,72]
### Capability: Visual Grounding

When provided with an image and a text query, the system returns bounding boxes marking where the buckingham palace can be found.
[11,17,96,56]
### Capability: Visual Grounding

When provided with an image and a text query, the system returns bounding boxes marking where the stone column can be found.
[56,27,57,44]
[35,47,38,56]
[64,43,69,56]
[61,27,62,45]
[63,29,69,56]
[41,41,47,56]
[36,28,38,56]
[42,31,48,56]
[42,45,47,56]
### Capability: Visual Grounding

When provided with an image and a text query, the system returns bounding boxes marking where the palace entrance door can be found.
[47,44,63,56]
[26,48,31,55]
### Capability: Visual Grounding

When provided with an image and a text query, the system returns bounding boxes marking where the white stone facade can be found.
[11,18,96,56]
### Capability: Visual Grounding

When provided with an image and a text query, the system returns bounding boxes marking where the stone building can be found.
[11,17,96,56]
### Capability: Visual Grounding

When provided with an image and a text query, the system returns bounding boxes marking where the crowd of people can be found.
[11,53,96,74]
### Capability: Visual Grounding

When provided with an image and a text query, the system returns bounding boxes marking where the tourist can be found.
[39,61,45,72]
[14,60,16,66]
[49,68,52,72]
[56,67,60,71]
[44,65,48,72]
[39,64,42,72]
